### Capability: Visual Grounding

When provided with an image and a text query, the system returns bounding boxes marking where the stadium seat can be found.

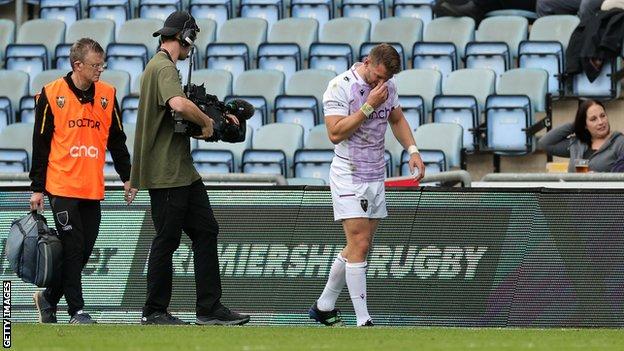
[519,15,579,97]
[286,68,335,119]
[485,68,548,154]
[121,94,139,124]
[309,43,352,73]
[131,72,142,94]
[0,19,15,66]
[106,43,148,92]
[274,95,318,140]
[359,42,405,69]
[320,18,370,55]
[395,69,442,130]
[245,122,304,177]
[433,68,495,151]
[138,0,180,21]
[87,0,130,38]
[5,44,48,87]
[192,149,234,173]
[17,19,66,64]
[190,0,231,34]
[392,0,434,28]
[234,69,284,117]
[384,126,407,176]
[217,18,267,62]
[0,70,27,126]
[101,69,131,103]
[194,18,217,66]
[39,0,80,29]
[117,18,163,57]
[293,148,333,182]
[19,96,36,123]
[423,16,475,62]
[0,122,35,172]
[305,124,333,149]
[122,122,135,155]
[370,17,423,66]
[474,16,527,63]
[412,42,456,78]
[240,0,282,32]
[193,127,252,172]
[206,43,249,82]
[191,68,233,100]
[290,0,333,31]
[257,43,301,84]
[31,69,66,96]
[0,97,11,133]
[66,19,116,52]
[465,42,509,80]
[54,43,72,70]
[572,59,621,99]
[414,122,463,170]
[268,18,318,59]
[341,0,384,29]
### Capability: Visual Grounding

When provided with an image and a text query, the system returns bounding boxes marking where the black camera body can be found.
[174,83,251,143]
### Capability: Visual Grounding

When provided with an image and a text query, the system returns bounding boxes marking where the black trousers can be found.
[143,179,222,317]
[473,0,536,12]
[44,196,101,317]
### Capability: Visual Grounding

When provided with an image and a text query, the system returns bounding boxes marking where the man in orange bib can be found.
[28,38,137,324]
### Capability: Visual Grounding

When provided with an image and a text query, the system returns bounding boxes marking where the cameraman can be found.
[131,11,249,325]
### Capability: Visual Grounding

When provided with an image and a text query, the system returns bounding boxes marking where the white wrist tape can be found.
[407,145,420,155]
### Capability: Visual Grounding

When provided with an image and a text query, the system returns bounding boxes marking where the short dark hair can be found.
[368,43,401,76]
[574,99,606,145]
[160,34,178,44]
[69,38,104,69]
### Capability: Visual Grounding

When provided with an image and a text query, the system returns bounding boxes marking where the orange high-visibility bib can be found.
[43,78,118,200]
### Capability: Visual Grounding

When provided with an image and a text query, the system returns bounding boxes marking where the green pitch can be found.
[12,324,624,351]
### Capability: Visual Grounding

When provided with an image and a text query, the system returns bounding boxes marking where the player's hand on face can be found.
[366,83,389,109]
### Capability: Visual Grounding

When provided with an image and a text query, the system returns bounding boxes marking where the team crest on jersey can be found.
[359,89,365,96]
[100,97,108,109]
[360,199,368,212]
[56,96,65,108]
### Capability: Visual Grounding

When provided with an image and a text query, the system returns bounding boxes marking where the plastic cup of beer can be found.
[574,159,589,173]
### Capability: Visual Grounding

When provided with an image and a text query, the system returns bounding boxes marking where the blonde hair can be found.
[368,43,401,75]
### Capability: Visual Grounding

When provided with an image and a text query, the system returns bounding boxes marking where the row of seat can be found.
[35,0,437,34]
[0,120,463,184]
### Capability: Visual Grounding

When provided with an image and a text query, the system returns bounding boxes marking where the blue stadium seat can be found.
[274,95,318,140]
[190,0,231,31]
[106,43,148,91]
[392,0,434,28]
[395,68,442,128]
[5,44,48,87]
[39,0,80,28]
[432,95,479,151]
[412,42,456,78]
[290,0,333,31]
[572,59,621,100]
[192,149,235,173]
[139,0,181,21]
[485,95,532,154]
[206,43,249,82]
[54,43,72,70]
[240,0,282,31]
[518,41,563,96]
[398,95,425,131]
[242,149,287,175]
[257,43,301,84]
[342,0,384,29]
[121,94,139,124]
[465,42,510,79]
[19,96,36,123]
[87,0,130,37]
[0,97,11,133]
[0,70,28,126]
[293,148,333,182]
[309,43,352,73]
[0,148,29,172]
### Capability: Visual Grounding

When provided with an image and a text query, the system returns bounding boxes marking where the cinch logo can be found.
[369,107,391,119]
[68,118,101,130]
[70,145,99,159]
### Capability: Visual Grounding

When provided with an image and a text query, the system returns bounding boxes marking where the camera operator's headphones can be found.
[178,13,198,48]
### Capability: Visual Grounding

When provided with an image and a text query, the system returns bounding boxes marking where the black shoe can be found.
[308,302,344,327]
[69,311,97,324]
[196,306,250,326]
[361,320,374,327]
[435,1,485,22]
[33,291,57,324]
[141,311,189,325]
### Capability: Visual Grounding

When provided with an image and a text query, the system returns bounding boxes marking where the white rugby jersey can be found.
[322,63,400,183]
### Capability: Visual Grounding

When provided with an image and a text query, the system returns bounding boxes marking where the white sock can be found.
[317,254,347,311]
[346,261,371,326]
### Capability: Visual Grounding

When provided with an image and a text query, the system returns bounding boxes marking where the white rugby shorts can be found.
[329,156,387,221]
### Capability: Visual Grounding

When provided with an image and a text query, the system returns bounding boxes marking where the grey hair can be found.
[69,38,105,69]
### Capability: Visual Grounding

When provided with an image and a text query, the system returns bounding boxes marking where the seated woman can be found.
[538,99,624,172]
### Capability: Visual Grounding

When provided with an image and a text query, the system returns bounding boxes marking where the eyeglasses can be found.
[81,62,107,70]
